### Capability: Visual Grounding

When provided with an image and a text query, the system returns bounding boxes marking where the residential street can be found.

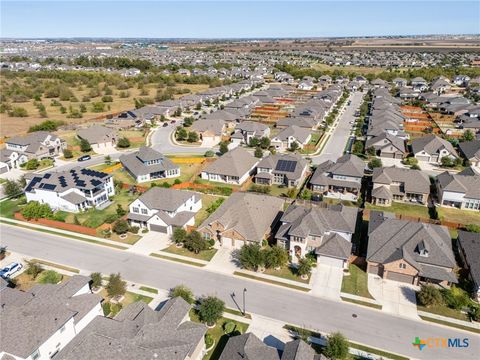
[312,90,365,164]
[2,224,478,360]
[150,122,213,154]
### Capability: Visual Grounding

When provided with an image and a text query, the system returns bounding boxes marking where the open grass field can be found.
[0,81,209,138]
[366,201,430,219]
[437,207,480,226]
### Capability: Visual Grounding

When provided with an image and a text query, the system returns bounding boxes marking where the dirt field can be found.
[0,83,209,138]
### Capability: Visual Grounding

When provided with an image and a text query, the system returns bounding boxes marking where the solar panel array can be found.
[59,176,68,188]
[25,177,41,192]
[275,160,297,173]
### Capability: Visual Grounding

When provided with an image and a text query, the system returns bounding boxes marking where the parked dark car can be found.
[170,120,176,124]
[162,122,169,127]
[77,155,92,162]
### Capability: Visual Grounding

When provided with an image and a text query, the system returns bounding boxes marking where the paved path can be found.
[1,224,478,360]
[312,91,365,165]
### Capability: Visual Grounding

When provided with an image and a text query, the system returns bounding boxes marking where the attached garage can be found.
[368,264,383,276]
[416,155,430,162]
[318,256,345,268]
[386,271,415,284]
[150,224,168,234]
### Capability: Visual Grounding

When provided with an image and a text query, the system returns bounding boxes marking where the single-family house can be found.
[120,147,180,183]
[411,134,458,164]
[457,231,480,301]
[24,167,114,212]
[190,119,226,147]
[76,125,118,150]
[127,187,201,235]
[0,148,28,173]
[365,133,407,159]
[367,211,457,285]
[5,131,66,160]
[309,154,365,201]
[271,125,311,152]
[371,167,430,206]
[458,140,480,167]
[411,77,428,92]
[0,276,103,360]
[201,147,258,185]
[275,202,358,266]
[255,153,308,188]
[436,170,480,211]
[197,192,284,249]
[231,121,270,145]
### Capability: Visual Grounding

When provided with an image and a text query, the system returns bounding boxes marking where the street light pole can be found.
[243,288,247,316]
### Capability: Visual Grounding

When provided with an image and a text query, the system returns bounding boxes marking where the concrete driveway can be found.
[368,274,420,319]
[204,246,239,275]
[0,168,26,181]
[127,232,170,255]
[310,264,343,299]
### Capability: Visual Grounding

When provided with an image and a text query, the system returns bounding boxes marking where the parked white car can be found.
[0,262,23,278]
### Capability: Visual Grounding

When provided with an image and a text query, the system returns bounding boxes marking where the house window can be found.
[399,263,406,269]
[32,350,41,360]
[141,208,148,215]
[203,233,211,240]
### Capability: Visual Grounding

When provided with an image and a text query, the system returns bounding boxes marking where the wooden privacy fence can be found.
[363,208,463,229]
[14,212,99,236]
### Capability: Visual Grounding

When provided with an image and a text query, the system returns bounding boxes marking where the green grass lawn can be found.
[195,194,224,226]
[266,185,297,198]
[341,264,374,299]
[366,201,430,219]
[161,244,217,262]
[123,291,153,306]
[105,232,141,245]
[437,207,480,226]
[189,309,249,360]
[0,197,24,218]
[139,286,158,294]
[263,266,310,284]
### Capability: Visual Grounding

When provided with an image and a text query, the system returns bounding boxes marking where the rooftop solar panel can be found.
[275,160,297,173]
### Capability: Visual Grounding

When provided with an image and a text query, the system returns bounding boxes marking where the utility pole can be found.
[243,288,247,316]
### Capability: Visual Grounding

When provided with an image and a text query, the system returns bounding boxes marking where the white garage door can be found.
[318,256,345,268]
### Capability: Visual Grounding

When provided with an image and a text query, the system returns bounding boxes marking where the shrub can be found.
[470,305,480,322]
[204,150,214,157]
[465,224,480,233]
[198,296,225,326]
[63,149,73,159]
[116,204,127,217]
[38,270,63,284]
[28,120,64,133]
[169,285,195,304]
[254,147,263,158]
[187,131,199,143]
[117,137,131,148]
[249,184,271,194]
[238,243,264,271]
[174,179,182,185]
[418,284,442,307]
[21,201,53,220]
[3,179,22,198]
[112,219,129,234]
[368,157,382,169]
[90,272,103,288]
[205,333,214,348]
[110,303,123,316]
[264,246,289,269]
[25,159,40,170]
[172,227,187,244]
[24,260,44,279]
[219,141,229,155]
[223,321,236,334]
[80,138,92,152]
[324,332,350,360]
[102,302,111,316]
[8,107,28,117]
[129,226,140,234]
[441,286,470,310]
[297,258,312,277]
[106,273,126,298]
[101,95,113,103]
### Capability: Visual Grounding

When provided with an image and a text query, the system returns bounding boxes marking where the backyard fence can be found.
[14,212,99,236]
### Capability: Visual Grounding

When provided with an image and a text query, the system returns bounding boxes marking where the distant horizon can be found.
[1,1,479,39]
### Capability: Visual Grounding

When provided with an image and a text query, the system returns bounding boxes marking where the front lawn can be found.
[195,194,224,226]
[161,244,217,262]
[366,201,430,219]
[417,302,469,321]
[0,197,25,218]
[437,207,480,226]
[12,271,70,292]
[189,309,249,360]
[341,264,374,299]
[263,266,310,284]
[117,129,147,148]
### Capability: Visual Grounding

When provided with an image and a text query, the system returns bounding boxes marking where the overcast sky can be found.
[1,1,479,38]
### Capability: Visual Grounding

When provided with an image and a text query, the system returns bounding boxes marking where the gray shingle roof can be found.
[137,187,197,212]
[411,135,457,157]
[219,333,280,360]
[310,154,364,187]
[458,140,480,160]
[437,171,480,199]
[257,153,308,182]
[275,125,311,143]
[77,125,117,145]
[458,231,480,286]
[199,192,284,243]
[372,167,430,194]
[203,147,259,178]
[315,233,352,260]
[120,147,178,177]
[6,131,62,154]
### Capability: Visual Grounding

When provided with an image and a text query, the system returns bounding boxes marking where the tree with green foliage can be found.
[254,147,263,158]
[368,157,382,169]
[104,155,112,165]
[174,107,182,117]
[183,117,194,127]
[21,201,53,220]
[219,141,229,155]
[172,227,187,244]
[63,149,73,159]
[3,179,22,198]
[187,131,199,143]
[25,159,40,170]
[204,150,214,157]
[288,141,300,152]
[8,107,28,117]
[28,120,65,133]
[249,137,259,148]
[25,260,44,279]
[112,219,129,234]
[80,138,92,152]
[366,146,376,157]
[238,243,265,271]
[440,156,454,167]
[462,129,475,142]
[90,272,103,289]
[324,332,350,360]
[198,296,225,327]
[417,284,443,307]
[38,270,63,284]
[300,189,312,200]
[106,273,127,298]
[117,137,131,148]
[264,246,289,269]
[184,231,207,254]
[465,224,480,233]
[297,258,312,278]
[116,204,127,217]
[169,285,195,304]
[259,137,271,149]
[176,127,188,141]
[352,141,364,155]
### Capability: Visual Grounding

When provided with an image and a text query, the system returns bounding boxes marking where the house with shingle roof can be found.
[24,167,114,212]
[201,147,259,185]
[436,170,480,211]
[457,231,480,301]
[271,125,312,152]
[76,125,118,150]
[365,133,407,159]
[119,147,180,183]
[190,119,227,147]
[458,140,480,167]
[367,211,457,285]
[411,134,458,164]
[255,153,308,188]
[0,275,102,360]
[197,192,284,249]
[127,187,201,234]
[5,131,66,161]
[310,154,365,201]
[231,121,270,145]
[275,202,358,266]
[371,167,430,206]
[57,297,206,360]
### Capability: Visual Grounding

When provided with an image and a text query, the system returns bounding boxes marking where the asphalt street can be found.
[312,91,364,164]
[150,122,213,154]
[2,224,478,360]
